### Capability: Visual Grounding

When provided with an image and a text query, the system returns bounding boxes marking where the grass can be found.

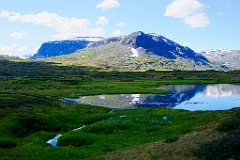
[58,132,95,147]
[194,134,240,160]
[0,58,240,159]
[94,108,240,160]
[0,104,233,159]
[95,129,223,160]
[193,110,240,160]
[216,111,240,132]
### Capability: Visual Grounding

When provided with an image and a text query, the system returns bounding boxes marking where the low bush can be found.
[87,121,132,134]
[145,125,160,133]
[0,126,17,148]
[164,136,179,143]
[84,114,110,125]
[58,132,94,147]
[194,134,240,160]
[0,138,16,148]
[217,112,240,132]
[0,129,16,148]
[18,115,62,136]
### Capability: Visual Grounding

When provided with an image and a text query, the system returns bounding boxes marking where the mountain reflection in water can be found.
[62,84,240,111]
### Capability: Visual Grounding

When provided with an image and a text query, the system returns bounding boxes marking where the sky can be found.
[0,0,239,58]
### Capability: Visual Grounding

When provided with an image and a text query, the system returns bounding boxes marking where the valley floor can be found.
[0,59,240,160]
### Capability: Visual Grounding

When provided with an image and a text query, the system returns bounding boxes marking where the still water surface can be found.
[62,84,240,111]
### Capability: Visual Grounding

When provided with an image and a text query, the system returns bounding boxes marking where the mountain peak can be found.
[118,32,208,63]
[130,31,145,36]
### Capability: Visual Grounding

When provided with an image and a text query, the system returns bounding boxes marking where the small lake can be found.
[62,84,240,111]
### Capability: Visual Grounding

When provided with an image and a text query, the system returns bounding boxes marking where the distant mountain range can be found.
[200,49,240,70]
[31,31,239,71]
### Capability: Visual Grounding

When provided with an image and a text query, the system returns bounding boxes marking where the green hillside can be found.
[45,42,215,71]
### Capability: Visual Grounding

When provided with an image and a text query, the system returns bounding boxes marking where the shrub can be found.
[146,125,160,133]
[87,121,131,134]
[84,114,110,125]
[18,115,62,136]
[164,136,179,143]
[194,134,240,160]
[217,113,240,132]
[58,132,94,147]
[0,138,16,148]
[6,124,27,137]
[0,129,17,148]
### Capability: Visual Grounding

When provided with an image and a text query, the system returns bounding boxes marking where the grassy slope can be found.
[44,42,214,71]
[96,129,222,160]
[99,108,240,160]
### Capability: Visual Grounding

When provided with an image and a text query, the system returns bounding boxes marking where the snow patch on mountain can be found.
[222,62,230,66]
[149,33,159,37]
[72,36,104,42]
[152,36,159,41]
[205,49,232,54]
[130,48,139,58]
[162,37,171,45]
[176,47,184,55]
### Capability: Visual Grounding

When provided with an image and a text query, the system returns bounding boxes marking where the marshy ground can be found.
[0,59,239,159]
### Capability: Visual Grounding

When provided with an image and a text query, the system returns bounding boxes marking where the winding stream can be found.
[47,126,86,147]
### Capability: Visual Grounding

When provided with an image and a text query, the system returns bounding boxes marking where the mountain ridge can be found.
[31,31,240,71]
[200,49,240,70]
[31,36,104,59]
[41,31,215,71]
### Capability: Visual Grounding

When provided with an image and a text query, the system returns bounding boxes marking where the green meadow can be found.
[0,59,240,159]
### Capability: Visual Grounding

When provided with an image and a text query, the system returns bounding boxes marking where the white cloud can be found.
[10,31,27,40]
[96,0,120,9]
[96,16,109,26]
[0,45,36,58]
[111,29,122,36]
[0,10,105,39]
[116,22,128,27]
[165,0,204,18]
[184,13,209,28]
[165,0,209,28]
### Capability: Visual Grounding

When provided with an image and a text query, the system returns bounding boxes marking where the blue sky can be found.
[0,0,239,57]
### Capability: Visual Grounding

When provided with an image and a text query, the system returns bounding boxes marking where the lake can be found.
[62,84,240,111]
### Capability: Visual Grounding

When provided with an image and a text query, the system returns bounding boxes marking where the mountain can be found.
[119,31,209,63]
[201,49,240,70]
[42,31,214,71]
[31,37,103,59]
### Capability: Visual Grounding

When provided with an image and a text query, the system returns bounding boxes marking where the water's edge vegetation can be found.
[0,59,240,159]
